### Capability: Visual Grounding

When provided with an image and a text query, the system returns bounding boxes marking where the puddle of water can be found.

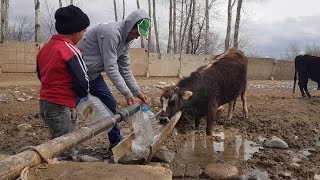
[177,130,263,167]
[288,148,315,165]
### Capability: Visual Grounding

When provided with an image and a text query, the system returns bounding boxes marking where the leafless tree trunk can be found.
[167,0,173,53]
[147,0,153,52]
[180,0,192,53]
[1,0,9,42]
[113,0,118,21]
[193,12,206,54]
[225,0,236,51]
[59,0,62,7]
[204,0,209,54]
[34,0,40,42]
[122,0,125,20]
[70,0,73,5]
[178,0,185,53]
[172,0,177,53]
[40,0,56,41]
[136,0,145,48]
[233,0,243,49]
[186,0,195,54]
[152,0,160,53]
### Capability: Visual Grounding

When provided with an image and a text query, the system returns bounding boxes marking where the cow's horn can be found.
[182,91,193,100]
[154,85,163,90]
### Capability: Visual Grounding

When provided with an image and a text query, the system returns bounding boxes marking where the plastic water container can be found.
[130,104,159,158]
[76,94,114,129]
[141,104,160,136]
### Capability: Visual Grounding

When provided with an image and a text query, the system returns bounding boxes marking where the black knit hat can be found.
[55,5,90,34]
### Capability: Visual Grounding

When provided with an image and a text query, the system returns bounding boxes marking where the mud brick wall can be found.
[0,42,40,73]
[0,42,294,80]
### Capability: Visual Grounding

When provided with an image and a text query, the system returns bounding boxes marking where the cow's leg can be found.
[318,83,320,90]
[303,78,312,98]
[298,80,306,97]
[195,117,201,129]
[206,103,218,135]
[227,101,235,120]
[305,90,311,98]
[241,90,248,118]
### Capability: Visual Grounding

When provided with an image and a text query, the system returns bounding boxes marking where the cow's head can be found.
[157,85,193,120]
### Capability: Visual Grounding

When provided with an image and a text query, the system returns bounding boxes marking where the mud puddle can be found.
[176,129,262,165]
[170,127,269,178]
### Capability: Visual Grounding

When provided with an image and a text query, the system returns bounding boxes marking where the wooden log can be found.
[0,104,140,180]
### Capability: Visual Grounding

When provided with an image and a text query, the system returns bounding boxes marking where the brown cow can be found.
[158,49,248,135]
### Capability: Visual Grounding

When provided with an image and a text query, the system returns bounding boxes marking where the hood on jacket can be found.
[122,9,150,42]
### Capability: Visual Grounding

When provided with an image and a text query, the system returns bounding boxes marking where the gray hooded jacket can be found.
[77,9,149,99]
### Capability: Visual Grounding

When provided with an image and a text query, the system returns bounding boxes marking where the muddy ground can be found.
[0,73,319,179]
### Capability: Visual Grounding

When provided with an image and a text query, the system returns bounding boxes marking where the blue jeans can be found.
[89,74,122,143]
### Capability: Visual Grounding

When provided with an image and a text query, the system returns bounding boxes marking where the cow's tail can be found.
[293,56,299,94]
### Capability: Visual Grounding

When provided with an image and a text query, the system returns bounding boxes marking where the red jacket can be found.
[37,34,89,108]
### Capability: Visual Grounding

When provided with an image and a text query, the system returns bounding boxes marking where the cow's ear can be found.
[182,91,193,100]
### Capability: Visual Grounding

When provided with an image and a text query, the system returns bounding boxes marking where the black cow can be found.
[293,55,320,98]
[158,49,248,135]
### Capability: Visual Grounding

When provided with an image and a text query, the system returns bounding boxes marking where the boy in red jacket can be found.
[37,5,90,160]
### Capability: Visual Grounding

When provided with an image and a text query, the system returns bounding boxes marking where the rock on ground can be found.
[264,136,288,149]
[203,163,239,179]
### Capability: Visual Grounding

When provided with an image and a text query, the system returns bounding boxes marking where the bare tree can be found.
[186,0,195,54]
[283,43,300,60]
[1,0,9,42]
[34,0,40,42]
[7,15,34,41]
[204,0,209,54]
[136,0,145,48]
[225,0,236,51]
[147,0,155,52]
[59,0,62,7]
[305,43,320,57]
[167,0,173,53]
[180,0,192,53]
[152,0,160,53]
[178,0,185,53]
[40,0,56,41]
[122,0,125,20]
[233,0,243,49]
[113,0,118,21]
[172,0,177,53]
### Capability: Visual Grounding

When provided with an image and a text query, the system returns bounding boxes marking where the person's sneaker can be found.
[57,154,74,161]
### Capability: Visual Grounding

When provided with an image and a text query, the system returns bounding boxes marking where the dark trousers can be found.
[39,100,77,139]
[89,74,122,143]
[40,100,78,159]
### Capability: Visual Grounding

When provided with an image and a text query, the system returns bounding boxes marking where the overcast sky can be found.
[7,0,320,59]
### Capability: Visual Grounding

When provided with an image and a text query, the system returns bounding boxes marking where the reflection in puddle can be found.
[180,130,263,165]
[213,142,224,152]
[211,132,262,160]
